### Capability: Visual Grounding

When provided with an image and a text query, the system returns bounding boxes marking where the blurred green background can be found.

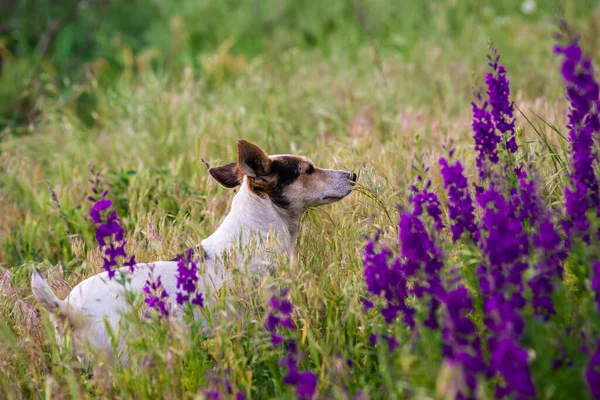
[1,0,598,134]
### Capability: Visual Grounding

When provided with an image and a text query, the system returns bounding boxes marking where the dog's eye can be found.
[306,165,314,175]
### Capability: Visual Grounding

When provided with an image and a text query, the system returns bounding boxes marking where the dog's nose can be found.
[348,172,357,182]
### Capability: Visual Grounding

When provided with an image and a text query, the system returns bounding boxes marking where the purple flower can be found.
[89,183,133,279]
[439,155,479,242]
[281,356,317,400]
[592,262,600,315]
[491,338,536,398]
[410,185,445,231]
[555,40,600,242]
[441,286,485,398]
[586,341,600,399]
[174,248,204,307]
[486,47,518,154]
[472,95,501,179]
[143,274,170,317]
[382,335,398,354]
[267,289,317,399]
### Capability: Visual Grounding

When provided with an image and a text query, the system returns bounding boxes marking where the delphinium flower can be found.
[143,273,170,318]
[586,341,600,399]
[517,174,567,319]
[439,151,479,242]
[410,182,445,231]
[486,46,518,154]
[363,237,415,329]
[440,286,485,400]
[473,46,520,180]
[202,372,247,400]
[592,262,600,315]
[88,172,135,279]
[472,90,501,180]
[399,209,445,330]
[476,186,536,398]
[173,248,204,307]
[266,288,317,400]
[364,186,446,332]
[554,37,600,242]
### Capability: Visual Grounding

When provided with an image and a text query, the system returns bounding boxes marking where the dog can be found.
[31,139,357,363]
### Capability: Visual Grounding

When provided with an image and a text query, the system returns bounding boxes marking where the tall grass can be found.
[1,3,600,399]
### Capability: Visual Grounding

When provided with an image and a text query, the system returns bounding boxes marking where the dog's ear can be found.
[237,140,272,177]
[237,139,276,191]
[209,162,243,188]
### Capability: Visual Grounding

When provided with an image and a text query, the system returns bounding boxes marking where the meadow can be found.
[1,1,600,398]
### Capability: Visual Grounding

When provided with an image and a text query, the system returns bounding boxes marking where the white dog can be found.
[32,140,356,362]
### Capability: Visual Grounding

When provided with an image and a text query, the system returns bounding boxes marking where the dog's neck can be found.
[200,180,300,260]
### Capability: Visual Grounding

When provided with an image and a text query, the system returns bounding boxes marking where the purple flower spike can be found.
[439,155,479,242]
[174,248,204,308]
[486,47,517,154]
[143,274,170,318]
[586,341,600,399]
[88,178,134,279]
[555,39,600,242]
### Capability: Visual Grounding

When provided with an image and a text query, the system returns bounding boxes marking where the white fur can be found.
[31,152,355,364]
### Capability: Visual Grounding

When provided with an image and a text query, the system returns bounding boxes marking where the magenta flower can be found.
[266,289,317,399]
[143,274,170,317]
[555,39,600,243]
[89,181,135,279]
[439,155,479,242]
[486,47,518,154]
[174,248,204,307]
[586,341,600,399]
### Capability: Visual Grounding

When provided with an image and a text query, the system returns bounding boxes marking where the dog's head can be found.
[209,140,356,214]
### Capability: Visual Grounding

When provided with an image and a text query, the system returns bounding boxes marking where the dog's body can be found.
[32,140,356,362]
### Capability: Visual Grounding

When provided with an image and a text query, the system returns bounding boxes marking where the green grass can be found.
[1,1,599,398]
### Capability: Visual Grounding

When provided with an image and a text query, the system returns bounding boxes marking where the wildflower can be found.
[472,92,501,179]
[592,262,600,315]
[486,46,518,154]
[439,155,479,242]
[89,179,135,279]
[143,273,170,317]
[555,39,600,242]
[476,185,536,398]
[281,356,318,400]
[491,338,536,398]
[363,237,414,328]
[586,341,600,399]
[266,289,317,399]
[410,184,444,231]
[174,248,204,307]
[440,285,485,399]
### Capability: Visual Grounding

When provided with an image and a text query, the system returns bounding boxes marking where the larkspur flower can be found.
[410,183,445,231]
[492,338,536,399]
[486,46,518,154]
[88,179,135,279]
[281,356,318,400]
[439,155,479,242]
[586,341,600,399]
[143,273,170,317]
[174,248,204,307]
[363,236,414,328]
[441,286,485,399]
[520,175,567,319]
[592,262,600,315]
[266,289,317,399]
[476,185,536,398]
[472,93,501,179]
[555,39,600,242]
